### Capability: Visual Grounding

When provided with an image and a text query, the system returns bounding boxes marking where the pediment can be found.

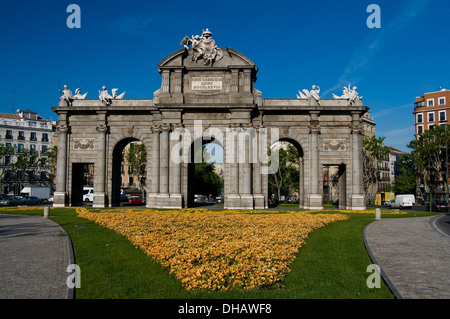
[158,47,255,69]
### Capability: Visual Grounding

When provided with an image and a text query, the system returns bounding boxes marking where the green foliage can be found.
[362,135,390,192]
[268,144,300,201]
[193,145,223,197]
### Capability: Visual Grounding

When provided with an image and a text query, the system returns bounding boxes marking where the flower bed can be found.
[77,208,348,291]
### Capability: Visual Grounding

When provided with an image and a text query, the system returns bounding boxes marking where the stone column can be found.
[148,125,160,208]
[240,124,253,209]
[307,111,322,209]
[169,124,183,208]
[159,123,171,207]
[53,120,69,207]
[93,121,108,208]
[253,125,265,209]
[350,112,366,210]
[226,124,240,209]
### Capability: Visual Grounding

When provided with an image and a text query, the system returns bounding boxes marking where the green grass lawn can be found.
[1,207,437,299]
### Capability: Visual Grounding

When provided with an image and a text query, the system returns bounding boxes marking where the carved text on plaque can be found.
[191,77,222,91]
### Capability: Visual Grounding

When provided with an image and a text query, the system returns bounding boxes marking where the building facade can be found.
[0,109,54,194]
[414,88,450,137]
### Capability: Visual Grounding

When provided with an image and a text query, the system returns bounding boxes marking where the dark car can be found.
[24,196,43,205]
[432,202,449,212]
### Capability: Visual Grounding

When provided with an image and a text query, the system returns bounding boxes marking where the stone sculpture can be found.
[181,28,223,66]
[99,86,125,105]
[296,85,321,105]
[74,88,87,99]
[59,85,74,106]
[333,84,362,105]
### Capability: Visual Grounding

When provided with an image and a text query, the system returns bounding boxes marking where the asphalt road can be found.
[433,213,450,236]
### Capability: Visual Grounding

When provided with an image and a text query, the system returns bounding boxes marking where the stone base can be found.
[253,194,266,210]
[348,194,366,210]
[146,193,182,209]
[53,192,68,207]
[93,192,107,208]
[225,195,255,209]
[303,194,323,210]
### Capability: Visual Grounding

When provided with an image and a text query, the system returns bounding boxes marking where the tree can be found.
[193,145,223,198]
[124,142,147,199]
[13,149,42,194]
[407,124,450,201]
[268,143,300,202]
[393,153,416,195]
[0,144,16,192]
[362,134,390,194]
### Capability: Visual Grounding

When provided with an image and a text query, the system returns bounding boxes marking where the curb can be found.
[362,220,403,299]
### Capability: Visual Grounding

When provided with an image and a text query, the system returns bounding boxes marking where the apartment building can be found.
[414,88,450,137]
[0,109,53,194]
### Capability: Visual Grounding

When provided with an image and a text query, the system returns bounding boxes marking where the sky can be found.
[0,0,448,153]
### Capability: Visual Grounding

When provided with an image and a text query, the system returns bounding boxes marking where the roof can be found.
[0,113,21,119]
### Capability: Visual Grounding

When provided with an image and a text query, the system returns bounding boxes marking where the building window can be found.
[41,145,48,154]
[428,112,435,122]
[416,113,423,123]
[427,98,434,107]
[439,111,447,122]
[18,144,24,153]
[18,131,25,140]
[439,97,446,105]
[30,132,37,141]
[5,130,13,140]
[417,125,423,135]
[42,133,49,142]
[30,144,36,153]
[428,124,435,130]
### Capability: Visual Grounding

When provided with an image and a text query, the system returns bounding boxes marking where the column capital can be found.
[96,124,109,133]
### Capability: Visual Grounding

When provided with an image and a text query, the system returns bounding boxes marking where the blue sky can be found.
[0,0,448,153]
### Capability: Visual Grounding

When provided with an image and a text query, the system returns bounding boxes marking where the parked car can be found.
[24,196,43,205]
[432,202,449,212]
[128,196,142,204]
[0,195,14,206]
[0,196,26,206]
[120,194,129,202]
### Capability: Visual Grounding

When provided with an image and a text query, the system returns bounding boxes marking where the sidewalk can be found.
[0,214,74,299]
[364,214,450,299]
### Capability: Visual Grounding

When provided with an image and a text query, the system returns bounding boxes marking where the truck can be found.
[389,194,415,209]
[194,194,206,204]
[83,187,94,202]
[20,186,51,200]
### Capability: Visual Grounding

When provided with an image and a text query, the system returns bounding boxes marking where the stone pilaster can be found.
[93,118,108,208]
[147,125,161,208]
[306,111,323,209]
[350,112,366,210]
[53,121,69,207]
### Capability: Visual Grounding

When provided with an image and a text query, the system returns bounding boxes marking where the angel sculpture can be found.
[112,88,125,99]
[74,88,88,99]
[59,85,74,106]
[296,85,321,105]
[99,86,113,105]
[333,84,362,105]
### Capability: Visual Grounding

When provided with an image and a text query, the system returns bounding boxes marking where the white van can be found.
[389,194,415,209]
[83,187,94,202]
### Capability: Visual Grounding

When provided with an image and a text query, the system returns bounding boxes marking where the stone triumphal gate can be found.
[52,29,368,210]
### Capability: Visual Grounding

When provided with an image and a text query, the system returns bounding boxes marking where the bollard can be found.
[375,208,381,220]
[44,207,49,219]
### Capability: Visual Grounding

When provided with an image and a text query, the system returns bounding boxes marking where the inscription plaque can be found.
[191,77,222,91]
